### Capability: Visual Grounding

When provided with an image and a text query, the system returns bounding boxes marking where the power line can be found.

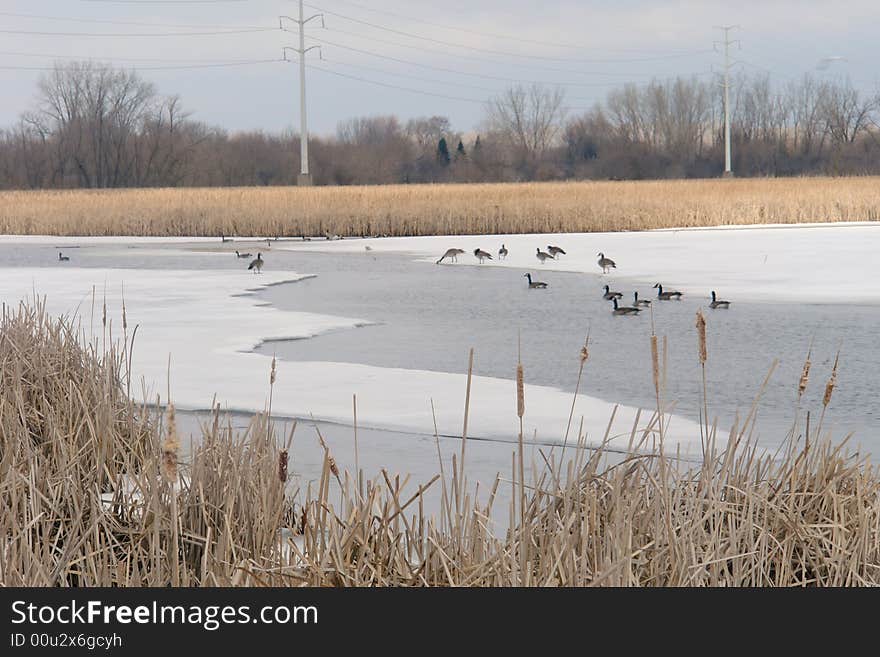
[0,11,268,31]
[309,0,700,54]
[0,50,272,63]
[0,27,275,37]
[0,59,281,71]
[305,3,715,64]
[304,33,712,89]
[322,25,695,77]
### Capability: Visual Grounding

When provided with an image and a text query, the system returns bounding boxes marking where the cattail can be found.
[122,300,127,332]
[823,352,839,407]
[278,449,288,484]
[270,355,277,385]
[797,348,812,399]
[650,334,660,395]
[101,297,107,328]
[328,453,339,478]
[695,310,707,365]
[579,345,589,363]
[161,403,179,483]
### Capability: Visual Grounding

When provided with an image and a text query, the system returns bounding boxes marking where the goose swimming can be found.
[524,273,548,289]
[633,291,652,307]
[653,283,683,300]
[710,291,731,309]
[603,284,623,300]
[611,298,641,315]
[58,252,69,262]
[235,250,253,259]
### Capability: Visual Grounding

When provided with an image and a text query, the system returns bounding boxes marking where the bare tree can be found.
[485,84,566,168]
[819,79,879,145]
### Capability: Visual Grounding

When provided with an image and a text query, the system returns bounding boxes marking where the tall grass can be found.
[1,300,878,586]
[2,176,880,237]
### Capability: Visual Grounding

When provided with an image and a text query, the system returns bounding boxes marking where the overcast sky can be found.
[2,1,878,136]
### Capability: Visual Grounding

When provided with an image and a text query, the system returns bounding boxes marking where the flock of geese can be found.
[435,244,732,315]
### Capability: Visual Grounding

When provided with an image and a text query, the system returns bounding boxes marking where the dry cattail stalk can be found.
[798,348,812,399]
[823,353,839,407]
[695,310,707,365]
[650,334,660,395]
[516,363,525,419]
[278,449,288,484]
[161,403,179,483]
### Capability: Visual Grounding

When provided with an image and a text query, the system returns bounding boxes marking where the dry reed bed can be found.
[1,301,878,586]
[2,176,880,237]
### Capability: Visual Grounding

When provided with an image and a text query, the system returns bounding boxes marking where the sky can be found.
[1,0,878,136]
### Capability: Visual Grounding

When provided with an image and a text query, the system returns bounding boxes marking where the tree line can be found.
[1,61,878,189]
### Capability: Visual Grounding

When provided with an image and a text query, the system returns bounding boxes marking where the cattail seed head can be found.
[161,403,179,483]
[516,363,525,418]
[270,356,277,385]
[328,454,339,478]
[798,350,812,399]
[579,345,589,363]
[695,310,707,365]
[122,301,127,331]
[278,449,288,484]
[823,353,839,407]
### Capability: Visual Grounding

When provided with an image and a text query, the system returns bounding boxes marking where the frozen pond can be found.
[0,234,876,481]
[253,248,876,447]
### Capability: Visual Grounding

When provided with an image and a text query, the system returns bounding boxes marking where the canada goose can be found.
[710,291,731,309]
[58,252,69,262]
[436,248,465,264]
[248,253,264,274]
[597,252,616,273]
[221,234,232,243]
[602,284,623,300]
[536,248,554,263]
[498,244,508,260]
[524,273,548,289]
[547,245,566,258]
[653,283,683,300]
[611,298,641,315]
[235,250,252,259]
[265,239,271,248]
[474,248,493,263]
[364,245,373,252]
[633,291,652,307]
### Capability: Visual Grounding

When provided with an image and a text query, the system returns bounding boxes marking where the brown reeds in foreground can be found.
[1,301,879,586]
[0,176,879,237]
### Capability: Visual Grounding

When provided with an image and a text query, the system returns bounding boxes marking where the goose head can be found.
[711,291,717,301]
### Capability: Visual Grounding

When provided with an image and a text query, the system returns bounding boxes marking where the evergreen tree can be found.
[437,137,450,166]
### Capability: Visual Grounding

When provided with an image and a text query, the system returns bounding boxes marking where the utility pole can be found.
[714,25,740,177]
[280,3,323,186]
